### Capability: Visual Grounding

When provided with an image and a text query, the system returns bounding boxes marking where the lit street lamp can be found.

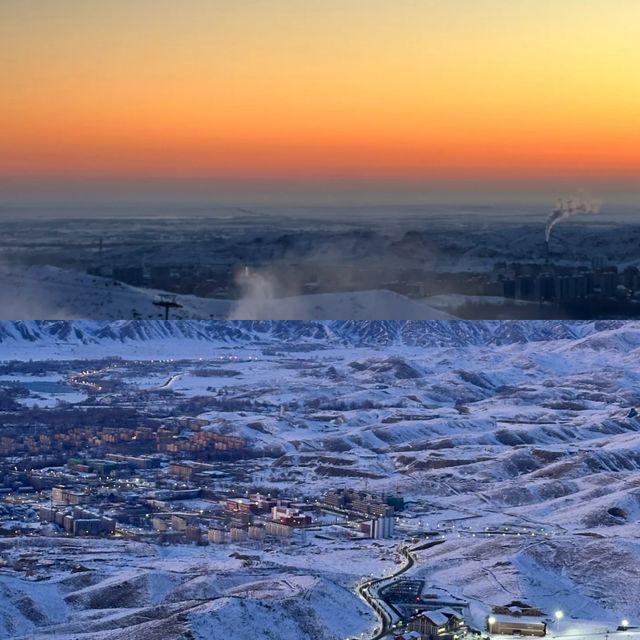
[555,610,564,635]
[488,616,496,634]
[621,620,629,631]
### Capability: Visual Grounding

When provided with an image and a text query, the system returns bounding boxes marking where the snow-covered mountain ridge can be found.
[0,319,633,351]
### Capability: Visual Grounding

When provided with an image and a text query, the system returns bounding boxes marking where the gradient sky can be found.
[1,0,639,204]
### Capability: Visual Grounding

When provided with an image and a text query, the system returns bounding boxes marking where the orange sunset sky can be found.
[1,0,639,203]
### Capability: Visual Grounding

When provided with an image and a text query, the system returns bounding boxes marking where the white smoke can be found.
[227,268,303,319]
[545,197,601,243]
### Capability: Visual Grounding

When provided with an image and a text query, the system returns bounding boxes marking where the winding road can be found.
[357,539,445,640]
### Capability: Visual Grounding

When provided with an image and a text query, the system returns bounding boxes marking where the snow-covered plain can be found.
[1,320,639,639]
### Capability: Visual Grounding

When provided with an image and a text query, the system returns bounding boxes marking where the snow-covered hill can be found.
[0,265,451,320]
[0,539,374,640]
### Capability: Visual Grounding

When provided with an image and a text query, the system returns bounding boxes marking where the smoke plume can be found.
[545,197,601,243]
[227,268,303,319]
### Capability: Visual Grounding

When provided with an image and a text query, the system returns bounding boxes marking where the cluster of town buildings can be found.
[323,488,397,539]
[0,387,406,549]
[148,493,315,545]
[89,263,237,298]
[391,599,549,640]
[0,416,243,459]
[489,260,640,304]
[29,481,402,546]
[38,505,116,537]
[1,443,405,550]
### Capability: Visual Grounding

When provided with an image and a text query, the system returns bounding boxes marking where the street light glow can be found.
[555,611,564,620]
[488,616,496,625]
[621,620,629,628]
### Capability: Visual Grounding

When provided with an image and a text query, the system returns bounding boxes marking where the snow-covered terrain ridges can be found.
[0,319,629,352]
[2,321,640,637]
[0,535,389,640]
[408,535,637,624]
[189,575,370,640]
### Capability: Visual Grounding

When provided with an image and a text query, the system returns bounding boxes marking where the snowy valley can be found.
[0,321,638,639]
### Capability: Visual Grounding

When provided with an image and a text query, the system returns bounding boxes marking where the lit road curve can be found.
[356,539,445,640]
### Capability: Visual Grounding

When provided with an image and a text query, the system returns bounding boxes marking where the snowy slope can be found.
[0,265,452,320]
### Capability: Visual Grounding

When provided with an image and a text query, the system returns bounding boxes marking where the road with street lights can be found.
[356,539,445,640]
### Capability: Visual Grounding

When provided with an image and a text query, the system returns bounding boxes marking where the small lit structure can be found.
[488,602,547,637]
[406,608,466,640]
